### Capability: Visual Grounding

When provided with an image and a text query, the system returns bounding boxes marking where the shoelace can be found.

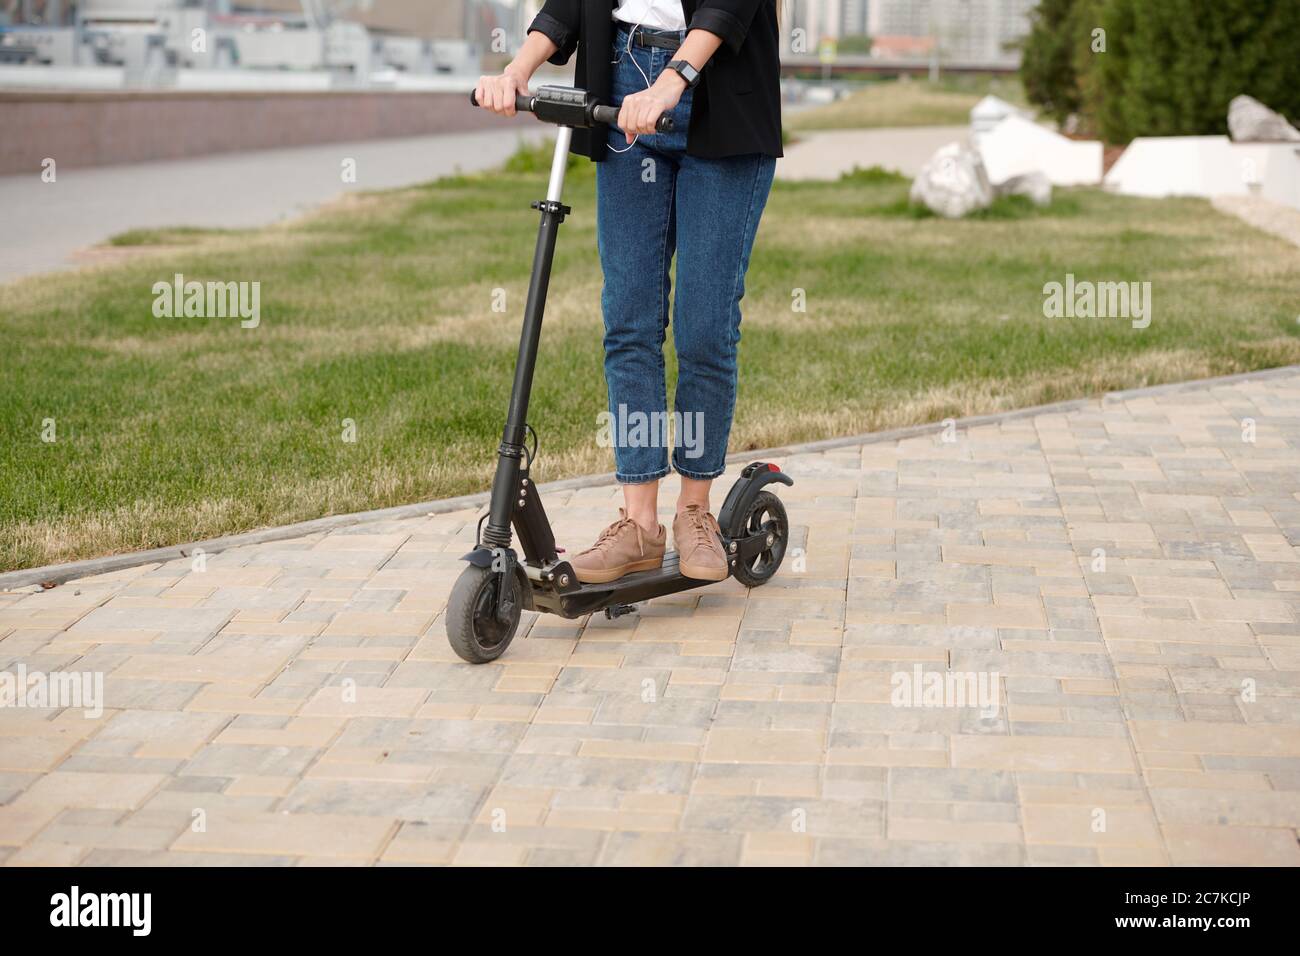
[581,513,643,556]
[680,506,718,549]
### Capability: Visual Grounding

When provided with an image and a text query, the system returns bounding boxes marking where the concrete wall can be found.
[1105,136,1300,209]
[0,89,522,174]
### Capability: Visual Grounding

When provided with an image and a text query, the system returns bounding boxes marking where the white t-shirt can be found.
[613,0,688,32]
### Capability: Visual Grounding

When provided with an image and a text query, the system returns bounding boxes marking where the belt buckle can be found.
[634,28,678,52]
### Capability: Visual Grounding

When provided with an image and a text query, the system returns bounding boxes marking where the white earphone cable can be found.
[608,0,666,154]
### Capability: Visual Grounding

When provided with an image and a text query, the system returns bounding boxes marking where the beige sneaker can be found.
[674,504,728,581]
[570,509,666,584]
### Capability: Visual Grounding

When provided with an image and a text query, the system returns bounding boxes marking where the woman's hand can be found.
[617,73,685,143]
[475,67,532,117]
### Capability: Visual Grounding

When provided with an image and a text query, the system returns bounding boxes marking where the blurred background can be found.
[0,1,1035,90]
[0,0,1041,280]
[0,1,1035,178]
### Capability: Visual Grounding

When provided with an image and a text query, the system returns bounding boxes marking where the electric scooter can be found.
[448,86,793,664]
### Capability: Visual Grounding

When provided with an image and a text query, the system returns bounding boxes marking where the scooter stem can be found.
[547,127,573,202]
[482,131,575,551]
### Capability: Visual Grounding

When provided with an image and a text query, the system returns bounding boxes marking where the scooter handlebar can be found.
[590,104,674,134]
[471,89,674,133]
[470,89,536,113]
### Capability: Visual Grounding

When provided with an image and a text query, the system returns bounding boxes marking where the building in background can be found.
[780,1,865,55]
[780,0,1032,67]
[238,1,465,38]
[874,0,1033,65]
[839,0,869,35]
[242,1,521,46]
[0,1,1038,83]
[0,0,531,86]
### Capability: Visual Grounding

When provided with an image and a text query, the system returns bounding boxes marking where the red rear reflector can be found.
[767,463,779,472]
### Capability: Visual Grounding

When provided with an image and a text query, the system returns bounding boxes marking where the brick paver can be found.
[2,371,1299,866]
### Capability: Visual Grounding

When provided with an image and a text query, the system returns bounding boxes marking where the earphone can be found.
[609,0,668,153]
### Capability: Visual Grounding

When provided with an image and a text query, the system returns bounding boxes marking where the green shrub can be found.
[1022,0,1300,143]
[838,165,909,185]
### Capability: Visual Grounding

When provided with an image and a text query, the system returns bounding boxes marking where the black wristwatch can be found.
[666,59,702,90]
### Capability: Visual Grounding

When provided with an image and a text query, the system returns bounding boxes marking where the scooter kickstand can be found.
[604,604,638,620]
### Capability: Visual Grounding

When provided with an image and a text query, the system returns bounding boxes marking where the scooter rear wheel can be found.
[446,564,522,664]
[732,490,789,588]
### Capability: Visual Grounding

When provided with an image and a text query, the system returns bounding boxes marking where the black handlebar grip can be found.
[472,89,671,132]
[591,104,674,133]
[470,89,535,113]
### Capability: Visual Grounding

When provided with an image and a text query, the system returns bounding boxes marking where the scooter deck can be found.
[530,551,721,619]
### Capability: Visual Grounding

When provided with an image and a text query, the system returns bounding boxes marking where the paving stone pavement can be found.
[2,371,1300,866]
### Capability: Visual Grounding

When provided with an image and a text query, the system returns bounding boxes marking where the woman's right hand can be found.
[475,69,531,117]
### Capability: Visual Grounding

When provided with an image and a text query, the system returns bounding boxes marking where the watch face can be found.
[673,61,699,87]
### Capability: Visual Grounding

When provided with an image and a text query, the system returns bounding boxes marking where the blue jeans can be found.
[597,27,776,484]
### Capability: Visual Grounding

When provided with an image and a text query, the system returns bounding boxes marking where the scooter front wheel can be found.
[732,490,789,588]
[446,564,522,664]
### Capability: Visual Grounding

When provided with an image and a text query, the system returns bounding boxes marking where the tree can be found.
[1020,0,1082,125]
[1027,0,1300,143]
[1083,0,1141,143]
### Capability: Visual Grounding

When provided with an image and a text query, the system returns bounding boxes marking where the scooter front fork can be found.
[481,455,558,567]
[482,445,525,549]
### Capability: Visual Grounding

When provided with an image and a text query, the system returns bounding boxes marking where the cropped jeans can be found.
[597,26,776,484]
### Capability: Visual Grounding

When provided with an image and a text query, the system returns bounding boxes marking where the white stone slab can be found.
[1231,142,1300,209]
[1104,135,1300,209]
[976,114,1103,186]
[970,94,1028,145]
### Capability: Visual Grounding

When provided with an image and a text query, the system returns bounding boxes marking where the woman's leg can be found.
[595,34,689,529]
[572,148,675,583]
[568,35,683,584]
[677,475,712,512]
[596,136,677,532]
[622,480,660,533]
[666,152,775,579]
[671,152,777,490]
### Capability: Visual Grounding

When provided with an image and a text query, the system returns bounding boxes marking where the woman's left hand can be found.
[617,75,684,143]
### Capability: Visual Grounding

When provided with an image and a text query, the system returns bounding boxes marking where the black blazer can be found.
[528,0,783,162]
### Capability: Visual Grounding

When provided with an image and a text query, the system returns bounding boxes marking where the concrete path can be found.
[1,123,961,283]
[2,369,1299,866]
[0,127,545,284]
[1212,195,1300,250]
[777,126,967,181]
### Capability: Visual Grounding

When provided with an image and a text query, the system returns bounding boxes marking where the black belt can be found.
[622,26,682,52]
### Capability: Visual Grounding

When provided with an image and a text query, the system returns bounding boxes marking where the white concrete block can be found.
[970,94,1029,145]
[1231,142,1300,209]
[1104,135,1300,209]
[976,115,1103,186]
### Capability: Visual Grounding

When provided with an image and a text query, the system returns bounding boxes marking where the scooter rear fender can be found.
[717,462,794,537]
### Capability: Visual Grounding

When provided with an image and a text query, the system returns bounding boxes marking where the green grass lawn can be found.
[2,144,1298,571]
[788,77,1029,131]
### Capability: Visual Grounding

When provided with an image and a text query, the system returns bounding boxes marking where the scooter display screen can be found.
[532,86,595,128]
